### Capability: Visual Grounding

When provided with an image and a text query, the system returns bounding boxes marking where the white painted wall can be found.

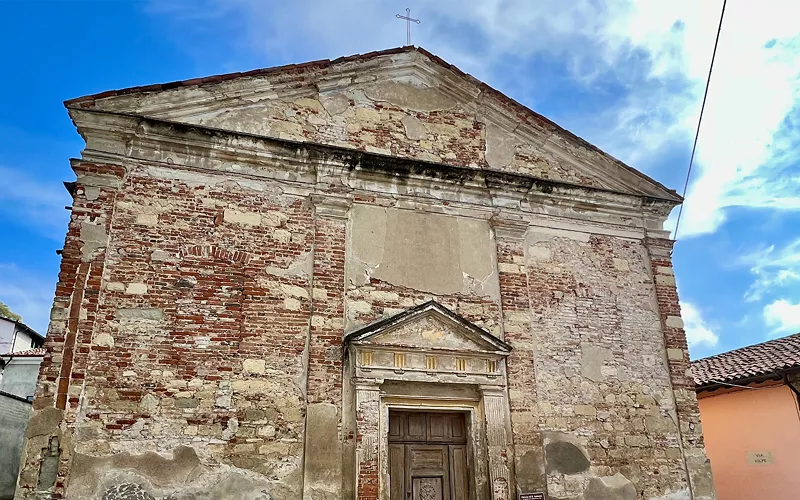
[0,317,42,354]
[0,319,14,355]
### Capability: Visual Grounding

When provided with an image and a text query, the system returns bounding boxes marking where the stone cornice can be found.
[69,108,677,233]
[311,195,352,219]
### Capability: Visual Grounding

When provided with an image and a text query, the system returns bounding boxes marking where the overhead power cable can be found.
[674,0,727,240]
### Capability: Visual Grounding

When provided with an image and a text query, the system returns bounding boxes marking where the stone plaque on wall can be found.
[746,451,774,465]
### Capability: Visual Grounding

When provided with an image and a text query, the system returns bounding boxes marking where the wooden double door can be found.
[388,411,469,500]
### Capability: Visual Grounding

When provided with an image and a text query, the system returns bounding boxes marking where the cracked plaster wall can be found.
[345,204,500,333]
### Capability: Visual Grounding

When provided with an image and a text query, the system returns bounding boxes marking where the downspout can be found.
[784,375,800,423]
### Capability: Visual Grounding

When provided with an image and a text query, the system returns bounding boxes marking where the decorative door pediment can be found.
[344,301,511,383]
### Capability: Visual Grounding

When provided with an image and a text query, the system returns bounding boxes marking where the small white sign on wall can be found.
[746,451,774,465]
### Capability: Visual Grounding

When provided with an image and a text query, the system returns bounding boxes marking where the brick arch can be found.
[181,245,252,265]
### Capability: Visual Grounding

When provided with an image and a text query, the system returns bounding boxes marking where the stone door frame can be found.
[345,302,515,500]
[352,379,514,500]
[379,396,483,500]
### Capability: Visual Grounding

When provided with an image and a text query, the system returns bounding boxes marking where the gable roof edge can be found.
[64,46,682,203]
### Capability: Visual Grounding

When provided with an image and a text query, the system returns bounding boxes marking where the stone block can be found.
[667,348,685,361]
[656,274,677,286]
[115,308,164,321]
[243,359,266,374]
[223,208,261,226]
[666,316,684,329]
[303,403,343,499]
[125,283,148,295]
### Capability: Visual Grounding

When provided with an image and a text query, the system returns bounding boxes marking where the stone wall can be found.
[0,393,32,500]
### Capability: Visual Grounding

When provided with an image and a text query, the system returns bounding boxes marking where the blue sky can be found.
[1,1,798,359]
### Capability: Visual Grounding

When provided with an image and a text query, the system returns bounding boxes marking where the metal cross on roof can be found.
[395,8,421,47]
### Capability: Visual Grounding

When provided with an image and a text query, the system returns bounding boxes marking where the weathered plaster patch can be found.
[401,114,427,140]
[544,434,591,474]
[80,222,108,261]
[581,344,613,383]
[69,446,200,499]
[320,93,350,116]
[484,124,518,169]
[347,206,497,297]
[363,81,456,111]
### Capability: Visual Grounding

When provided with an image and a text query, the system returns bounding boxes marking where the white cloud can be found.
[681,301,719,348]
[0,165,71,240]
[0,263,55,335]
[740,238,800,302]
[763,298,800,335]
[151,0,800,239]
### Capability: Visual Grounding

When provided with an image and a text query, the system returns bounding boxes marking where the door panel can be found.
[413,477,444,500]
[407,445,448,471]
[389,444,405,500]
[407,413,427,441]
[428,414,449,441]
[406,445,450,500]
[449,415,465,441]
[389,413,405,441]
[388,412,468,500]
[449,446,468,500]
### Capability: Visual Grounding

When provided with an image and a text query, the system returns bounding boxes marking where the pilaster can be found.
[480,385,514,500]
[302,195,351,500]
[491,218,543,496]
[16,161,125,500]
[644,236,715,500]
[354,378,382,500]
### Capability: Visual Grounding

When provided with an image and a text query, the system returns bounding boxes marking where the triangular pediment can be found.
[344,301,511,355]
[65,47,681,203]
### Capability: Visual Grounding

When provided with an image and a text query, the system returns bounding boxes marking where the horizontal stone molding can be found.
[69,109,677,233]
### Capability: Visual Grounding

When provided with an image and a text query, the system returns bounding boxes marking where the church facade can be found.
[17,47,714,500]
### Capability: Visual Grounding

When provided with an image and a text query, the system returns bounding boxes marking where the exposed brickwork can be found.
[524,233,697,499]
[646,236,715,500]
[493,227,540,493]
[354,383,380,500]
[306,211,347,405]
[15,161,125,499]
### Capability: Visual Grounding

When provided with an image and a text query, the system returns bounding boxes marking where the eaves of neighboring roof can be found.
[691,332,800,389]
[0,315,45,342]
[63,45,682,204]
[0,347,47,358]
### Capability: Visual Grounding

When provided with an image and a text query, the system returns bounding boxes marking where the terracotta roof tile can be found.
[1,347,47,357]
[691,333,800,387]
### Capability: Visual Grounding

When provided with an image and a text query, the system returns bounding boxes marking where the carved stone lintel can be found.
[478,384,506,396]
[491,218,529,241]
[644,236,675,258]
[353,377,382,391]
[311,194,352,219]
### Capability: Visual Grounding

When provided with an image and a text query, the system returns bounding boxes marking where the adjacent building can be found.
[17,47,713,500]
[1,341,45,499]
[0,316,44,355]
[693,333,800,500]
